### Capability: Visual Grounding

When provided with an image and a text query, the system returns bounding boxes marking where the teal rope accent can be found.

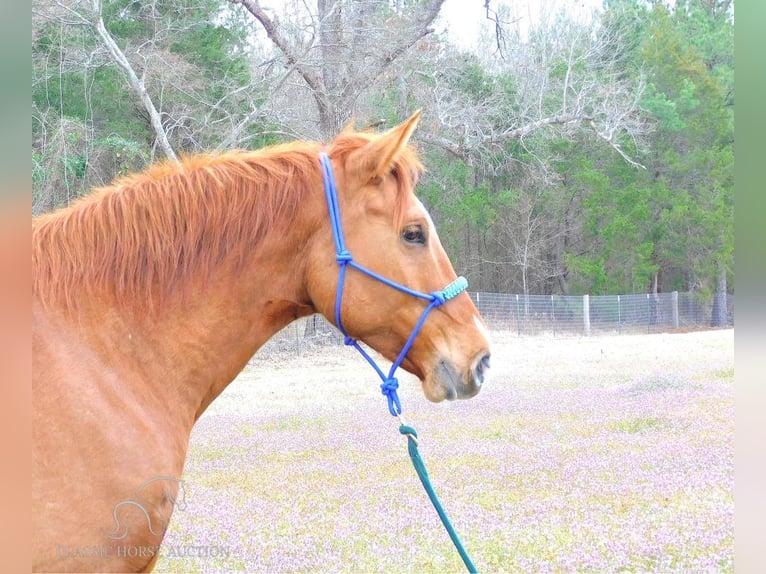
[399,425,478,573]
[441,277,468,301]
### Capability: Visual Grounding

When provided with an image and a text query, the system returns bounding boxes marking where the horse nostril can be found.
[473,352,491,384]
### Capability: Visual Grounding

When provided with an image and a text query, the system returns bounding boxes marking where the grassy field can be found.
[155,329,733,573]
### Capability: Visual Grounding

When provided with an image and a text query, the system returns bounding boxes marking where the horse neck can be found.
[167,244,317,413]
[73,196,321,427]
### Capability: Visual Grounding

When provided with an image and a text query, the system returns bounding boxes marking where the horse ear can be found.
[347,110,421,181]
[339,118,357,134]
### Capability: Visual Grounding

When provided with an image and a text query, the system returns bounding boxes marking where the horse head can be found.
[307,112,492,403]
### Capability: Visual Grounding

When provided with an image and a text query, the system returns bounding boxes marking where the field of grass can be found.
[155,329,733,573]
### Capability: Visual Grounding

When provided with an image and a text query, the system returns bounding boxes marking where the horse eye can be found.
[402,225,426,245]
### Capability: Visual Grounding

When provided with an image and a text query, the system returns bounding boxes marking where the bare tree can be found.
[37,0,178,160]
[34,0,284,161]
[391,2,651,292]
[228,0,447,138]
[498,188,560,296]
[412,2,648,169]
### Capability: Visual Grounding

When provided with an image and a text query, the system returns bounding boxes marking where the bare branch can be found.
[228,0,325,97]
[499,114,594,141]
[380,0,446,66]
[483,0,520,58]
[588,120,646,169]
[215,58,298,151]
[88,0,177,162]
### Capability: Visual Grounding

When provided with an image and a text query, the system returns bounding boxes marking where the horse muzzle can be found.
[425,351,491,402]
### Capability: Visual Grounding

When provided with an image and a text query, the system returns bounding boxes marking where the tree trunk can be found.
[316,0,349,138]
[711,263,728,326]
[235,0,446,140]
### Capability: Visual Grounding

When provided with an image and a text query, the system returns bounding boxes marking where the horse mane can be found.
[32,129,423,312]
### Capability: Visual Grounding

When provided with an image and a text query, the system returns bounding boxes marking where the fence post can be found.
[551,295,556,336]
[672,291,679,329]
[515,294,520,336]
[617,295,622,333]
[583,294,591,336]
[646,293,651,332]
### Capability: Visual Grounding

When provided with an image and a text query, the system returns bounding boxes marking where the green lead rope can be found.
[399,425,479,573]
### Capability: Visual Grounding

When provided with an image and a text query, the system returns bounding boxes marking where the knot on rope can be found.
[430,291,447,306]
[343,335,356,347]
[380,378,402,416]
[336,251,352,263]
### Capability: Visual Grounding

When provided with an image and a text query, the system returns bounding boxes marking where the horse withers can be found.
[32,111,491,572]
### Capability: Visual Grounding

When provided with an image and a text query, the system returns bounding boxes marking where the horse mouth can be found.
[424,353,490,402]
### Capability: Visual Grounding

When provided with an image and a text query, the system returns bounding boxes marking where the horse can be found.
[32,111,492,572]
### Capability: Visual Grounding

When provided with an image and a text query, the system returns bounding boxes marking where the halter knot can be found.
[380,378,402,416]
[430,291,447,306]
[343,335,356,346]
[336,251,353,263]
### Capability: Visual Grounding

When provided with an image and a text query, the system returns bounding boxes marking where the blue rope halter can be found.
[318,152,468,416]
[319,152,480,573]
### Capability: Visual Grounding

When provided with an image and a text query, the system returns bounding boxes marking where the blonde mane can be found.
[32,131,423,312]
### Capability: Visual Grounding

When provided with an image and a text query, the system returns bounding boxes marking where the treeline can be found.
[32,0,733,317]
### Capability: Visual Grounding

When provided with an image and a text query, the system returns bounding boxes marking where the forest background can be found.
[31,0,734,322]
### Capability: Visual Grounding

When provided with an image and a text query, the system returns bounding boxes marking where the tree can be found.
[229,0,448,139]
[33,0,267,213]
[31,0,734,317]
[400,2,650,292]
[560,0,732,315]
[639,0,733,320]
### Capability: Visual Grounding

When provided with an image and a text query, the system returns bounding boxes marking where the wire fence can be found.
[470,291,733,335]
[255,291,734,357]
